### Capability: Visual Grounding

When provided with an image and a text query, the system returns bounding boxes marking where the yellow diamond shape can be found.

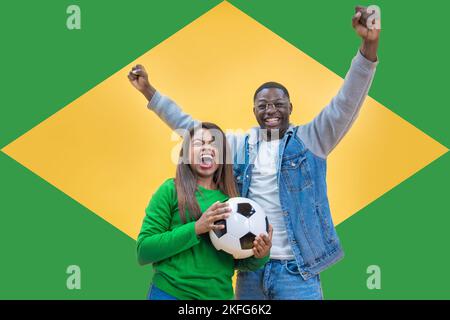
[1,2,447,239]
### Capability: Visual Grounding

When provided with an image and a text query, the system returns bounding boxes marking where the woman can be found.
[137,122,273,300]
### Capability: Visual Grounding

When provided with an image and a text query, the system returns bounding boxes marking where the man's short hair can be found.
[253,82,290,101]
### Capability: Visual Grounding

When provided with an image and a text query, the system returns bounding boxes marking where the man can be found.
[129,7,380,300]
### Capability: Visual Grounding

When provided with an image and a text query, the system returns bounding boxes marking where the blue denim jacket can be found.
[233,125,342,280]
[147,51,378,280]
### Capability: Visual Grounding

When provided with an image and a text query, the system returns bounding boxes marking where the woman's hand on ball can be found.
[253,224,273,258]
[195,201,232,235]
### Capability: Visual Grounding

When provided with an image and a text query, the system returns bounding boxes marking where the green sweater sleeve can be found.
[137,179,200,265]
[234,254,270,272]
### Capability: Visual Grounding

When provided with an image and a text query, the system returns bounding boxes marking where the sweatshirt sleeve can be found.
[147,91,200,132]
[297,50,378,158]
[136,179,200,265]
[147,92,239,161]
[234,254,270,272]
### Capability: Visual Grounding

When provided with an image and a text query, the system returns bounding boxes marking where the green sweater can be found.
[137,178,269,300]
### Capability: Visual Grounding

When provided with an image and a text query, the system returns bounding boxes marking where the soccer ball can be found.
[209,197,269,259]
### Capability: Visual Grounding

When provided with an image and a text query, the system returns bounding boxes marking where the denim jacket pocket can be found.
[280,153,312,192]
[315,204,334,245]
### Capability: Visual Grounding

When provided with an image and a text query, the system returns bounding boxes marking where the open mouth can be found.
[264,117,281,127]
[199,153,215,170]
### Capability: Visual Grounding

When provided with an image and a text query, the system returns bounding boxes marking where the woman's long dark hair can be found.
[175,122,238,223]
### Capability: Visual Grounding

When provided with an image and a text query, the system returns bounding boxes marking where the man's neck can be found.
[262,128,285,142]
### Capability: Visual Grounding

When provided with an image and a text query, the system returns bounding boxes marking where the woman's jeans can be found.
[147,260,322,300]
[147,284,178,300]
[235,259,323,300]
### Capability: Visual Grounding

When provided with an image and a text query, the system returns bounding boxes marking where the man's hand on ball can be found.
[195,201,232,235]
[127,64,156,101]
[253,224,273,258]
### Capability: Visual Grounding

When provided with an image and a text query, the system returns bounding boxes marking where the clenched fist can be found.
[352,6,381,42]
[352,5,381,62]
[128,64,156,101]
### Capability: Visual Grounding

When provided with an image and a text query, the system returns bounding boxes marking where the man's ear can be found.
[289,103,293,115]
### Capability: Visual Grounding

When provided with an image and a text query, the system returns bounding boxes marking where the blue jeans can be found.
[235,260,323,300]
[147,284,178,300]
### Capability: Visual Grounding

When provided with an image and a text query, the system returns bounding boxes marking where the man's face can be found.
[253,88,292,139]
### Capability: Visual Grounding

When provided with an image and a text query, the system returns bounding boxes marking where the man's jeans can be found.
[235,259,323,300]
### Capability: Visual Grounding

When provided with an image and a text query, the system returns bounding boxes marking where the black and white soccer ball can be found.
[209,197,269,259]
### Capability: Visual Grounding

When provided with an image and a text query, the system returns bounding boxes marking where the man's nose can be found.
[266,107,277,115]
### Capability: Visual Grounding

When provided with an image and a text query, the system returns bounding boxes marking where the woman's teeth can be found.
[201,154,213,162]
[200,154,214,169]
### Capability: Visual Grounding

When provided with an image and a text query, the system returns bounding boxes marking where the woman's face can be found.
[189,128,220,178]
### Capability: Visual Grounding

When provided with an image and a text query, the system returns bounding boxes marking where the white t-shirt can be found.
[248,139,295,260]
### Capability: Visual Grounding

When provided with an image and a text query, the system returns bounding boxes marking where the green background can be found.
[0,0,448,299]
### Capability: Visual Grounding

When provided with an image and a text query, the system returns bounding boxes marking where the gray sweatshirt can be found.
[147,50,378,160]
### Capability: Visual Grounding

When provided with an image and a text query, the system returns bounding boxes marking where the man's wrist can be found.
[360,39,379,62]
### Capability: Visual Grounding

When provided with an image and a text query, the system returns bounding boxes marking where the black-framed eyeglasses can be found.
[255,102,289,112]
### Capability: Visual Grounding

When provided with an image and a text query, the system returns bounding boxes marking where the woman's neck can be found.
[197,176,216,190]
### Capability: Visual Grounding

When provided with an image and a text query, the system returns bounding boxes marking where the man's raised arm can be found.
[297,6,380,159]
